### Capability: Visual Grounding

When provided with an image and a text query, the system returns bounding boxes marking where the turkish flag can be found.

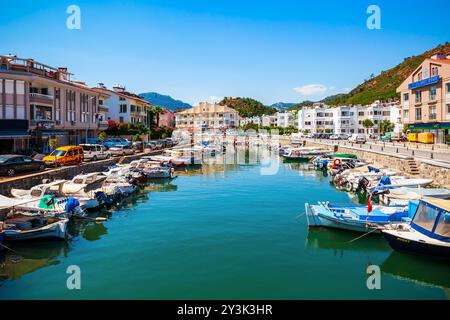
[367,194,373,213]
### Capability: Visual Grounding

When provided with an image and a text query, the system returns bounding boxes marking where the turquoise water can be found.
[1,147,449,299]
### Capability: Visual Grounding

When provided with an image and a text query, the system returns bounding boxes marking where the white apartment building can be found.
[239,116,262,127]
[276,111,297,128]
[298,101,402,134]
[298,106,335,133]
[94,84,150,126]
[261,114,277,127]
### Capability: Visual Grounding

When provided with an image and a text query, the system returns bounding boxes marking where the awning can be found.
[38,130,69,136]
[0,130,31,139]
[407,122,450,130]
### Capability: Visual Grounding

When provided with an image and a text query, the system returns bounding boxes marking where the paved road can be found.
[0,148,164,183]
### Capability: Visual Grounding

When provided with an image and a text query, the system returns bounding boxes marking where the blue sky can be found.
[1,0,449,105]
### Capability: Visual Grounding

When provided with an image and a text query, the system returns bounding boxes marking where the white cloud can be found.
[342,87,352,93]
[293,84,328,96]
[329,86,336,91]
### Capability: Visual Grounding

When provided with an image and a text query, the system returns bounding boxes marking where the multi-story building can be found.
[94,84,150,126]
[276,111,297,128]
[239,116,262,127]
[261,114,277,127]
[298,105,335,133]
[397,53,450,143]
[175,102,240,133]
[0,55,109,153]
[158,108,175,127]
[355,101,400,134]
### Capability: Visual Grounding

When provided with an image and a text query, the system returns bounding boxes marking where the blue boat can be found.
[305,202,411,233]
[382,197,450,260]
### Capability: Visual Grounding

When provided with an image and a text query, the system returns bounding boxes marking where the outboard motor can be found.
[355,177,370,193]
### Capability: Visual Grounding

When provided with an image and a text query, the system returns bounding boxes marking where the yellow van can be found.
[43,146,84,167]
[418,133,434,144]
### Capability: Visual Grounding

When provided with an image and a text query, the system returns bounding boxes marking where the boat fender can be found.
[333,158,342,166]
[0,221,3,232]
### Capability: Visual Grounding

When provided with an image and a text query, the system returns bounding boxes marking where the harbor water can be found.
[0,147,449,299]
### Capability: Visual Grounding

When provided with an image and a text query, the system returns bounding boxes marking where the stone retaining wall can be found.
[304,141,450,187]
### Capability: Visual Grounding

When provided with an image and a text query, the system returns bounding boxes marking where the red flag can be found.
[367,193,373,213]
[46,198,55,207]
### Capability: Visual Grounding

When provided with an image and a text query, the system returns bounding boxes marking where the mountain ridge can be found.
[139,92,192,111]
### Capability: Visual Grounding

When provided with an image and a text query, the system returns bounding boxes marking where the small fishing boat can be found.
[1,215,69,241]
[368,176,433,192]
[305,201,410,233]
[382,197,450,259]
[379,187,450,205]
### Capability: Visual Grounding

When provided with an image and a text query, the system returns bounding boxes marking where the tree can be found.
[378,120,395,135]
[98,131,107,142]
[362,119,374,134]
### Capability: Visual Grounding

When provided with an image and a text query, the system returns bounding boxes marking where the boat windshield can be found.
[412,202,439,232]
[434,210,450,238]
[51,150,66,156]
[73,178,84,184]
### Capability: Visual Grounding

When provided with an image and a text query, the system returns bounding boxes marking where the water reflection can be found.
[306,228,390,255]
[0,242,69,283]
[381,251,450,290]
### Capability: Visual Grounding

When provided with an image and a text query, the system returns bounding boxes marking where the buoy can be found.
[333,158,342,166]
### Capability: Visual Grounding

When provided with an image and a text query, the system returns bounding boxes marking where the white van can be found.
[348,133,366,144]
[80,144,110,161]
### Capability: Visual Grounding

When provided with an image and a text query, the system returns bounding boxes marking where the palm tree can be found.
[378,120,395,135]
[362,119,374,135]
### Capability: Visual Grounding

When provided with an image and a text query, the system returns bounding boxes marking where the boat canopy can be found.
[411,197,450,241]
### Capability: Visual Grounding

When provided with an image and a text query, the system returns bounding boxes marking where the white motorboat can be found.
[1,214,69,241]
[11,180,98,212]
[379,187,450,205]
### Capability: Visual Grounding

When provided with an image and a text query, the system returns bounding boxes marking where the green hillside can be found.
[324,42,450,106]
[219,97,277,117]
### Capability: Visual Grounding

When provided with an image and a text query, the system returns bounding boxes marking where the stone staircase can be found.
[406,160,420,176]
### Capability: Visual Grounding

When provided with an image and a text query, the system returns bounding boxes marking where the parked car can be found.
[43,146,84,167]
[109,145,135,157]
[145,141,157,150]
[306,133,315,138]
[164,138,174,148]
[0,154,45,177]
[132,141,144,152]
[103,138,131,149]
[329,134,339,140]
[153,140,165,149]
[348,133,366,144]
[79,144,110,161]
[338,133,350,140]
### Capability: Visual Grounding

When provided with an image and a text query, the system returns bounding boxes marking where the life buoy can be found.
[333,158,342,166]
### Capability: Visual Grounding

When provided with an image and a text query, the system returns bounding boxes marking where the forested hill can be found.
[323,42,450,106]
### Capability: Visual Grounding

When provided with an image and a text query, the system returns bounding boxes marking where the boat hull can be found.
[3,220,68,241]
[305,203,382,234]
[383,232,450,260]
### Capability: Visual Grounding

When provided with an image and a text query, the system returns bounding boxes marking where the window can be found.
[119,116,124,123]
[417,72,423,81]
[429,106,437,120]
[120,104,127,113]
[446,83,450,93]
[431,66,439,76]
[413,203,439,232]
[404,110,409,120]
[415,108,422,121]
[434,210,450,238]
[415,90,422,103]
[358,111,364,116]
[430,87,437,101]
[403,93,409,102]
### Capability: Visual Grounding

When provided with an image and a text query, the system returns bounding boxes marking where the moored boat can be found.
[382,197,450,260]
[1,215,69,241]
[305,201,410,233]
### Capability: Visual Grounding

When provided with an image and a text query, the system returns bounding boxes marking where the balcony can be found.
[98,104,109,112]
[29,92,54,105]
